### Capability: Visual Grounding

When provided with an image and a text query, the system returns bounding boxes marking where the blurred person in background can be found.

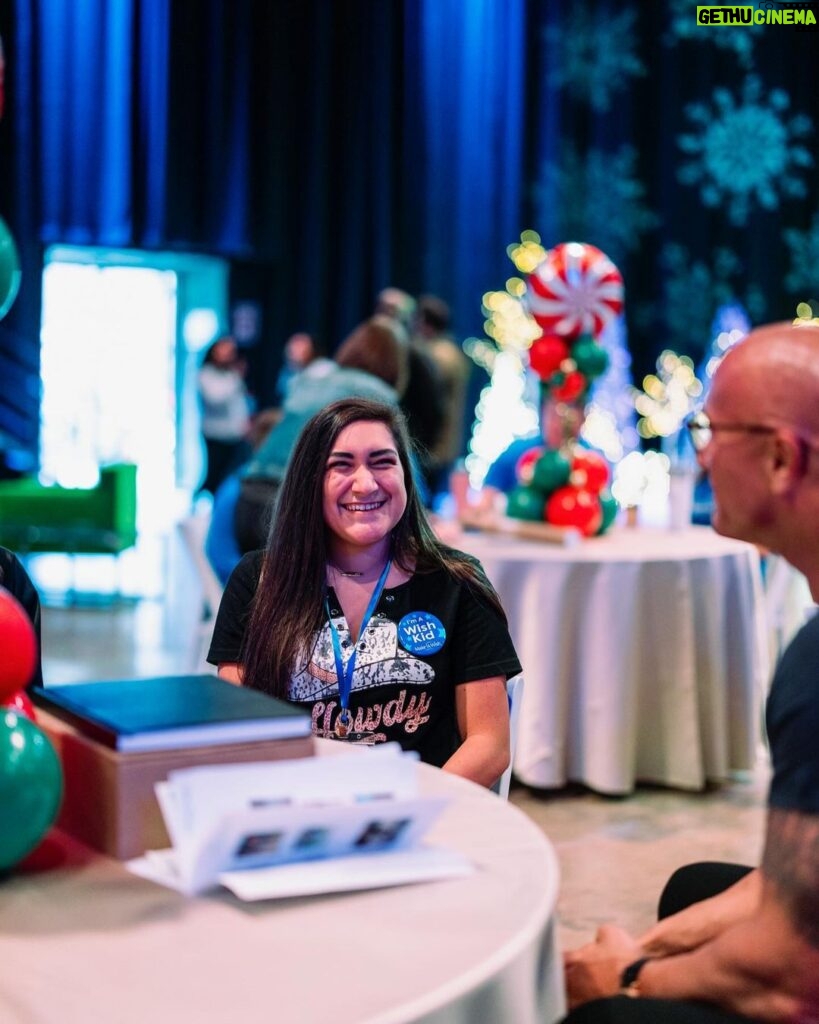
[273,331,333,405]
[375,286,416,327]
[205,408,282,584]
[412,294,471,498]
[375,287,445,499]
[196,335,253,497]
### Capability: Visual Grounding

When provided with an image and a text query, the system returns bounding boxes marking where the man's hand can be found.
[564,924,643,1009]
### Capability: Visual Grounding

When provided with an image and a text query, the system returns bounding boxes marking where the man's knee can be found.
[658,862,753,920]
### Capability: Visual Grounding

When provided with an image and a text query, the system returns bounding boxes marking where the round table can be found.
[457,525,770,794]
[0,762,565,1024]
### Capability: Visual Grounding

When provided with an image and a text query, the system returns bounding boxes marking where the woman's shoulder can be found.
[431,544,485,576]
[412,547,503,611]
[410,551,485,590]
[228,549,265,588]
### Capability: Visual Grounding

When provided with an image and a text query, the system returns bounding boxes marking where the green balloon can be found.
[506,486,545,522]
[597,491,619,535]
[532,450,571,494]
[571,337,609,379]
[0,217,22,321]
[0,712,63,870]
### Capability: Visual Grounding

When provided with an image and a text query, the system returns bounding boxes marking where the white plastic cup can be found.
[668,470,696,531]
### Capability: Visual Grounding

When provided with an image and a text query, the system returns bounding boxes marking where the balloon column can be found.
[0,587,63,872]
[526,241,623,404]
[507,446,618,536]
[506,241,624,536]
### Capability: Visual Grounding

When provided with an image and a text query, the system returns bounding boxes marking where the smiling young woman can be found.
[208,397,520,788]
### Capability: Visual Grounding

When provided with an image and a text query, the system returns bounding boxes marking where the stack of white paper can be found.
[126,745,473,899]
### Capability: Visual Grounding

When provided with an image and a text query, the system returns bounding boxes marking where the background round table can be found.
[0,761,565,1024]
[457,525,770,794]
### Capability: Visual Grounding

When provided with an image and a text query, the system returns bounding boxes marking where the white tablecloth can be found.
[457,526,770,794]
[0,762,565,1024]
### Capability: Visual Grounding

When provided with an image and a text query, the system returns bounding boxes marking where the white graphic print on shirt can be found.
[290,614,435,701]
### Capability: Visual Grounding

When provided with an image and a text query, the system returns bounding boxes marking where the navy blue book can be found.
[31,675,312,753]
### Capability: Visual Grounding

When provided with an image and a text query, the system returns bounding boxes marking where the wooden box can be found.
[39,710,315,860]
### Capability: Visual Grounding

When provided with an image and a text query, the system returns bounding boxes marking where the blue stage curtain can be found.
[410,0,528,340]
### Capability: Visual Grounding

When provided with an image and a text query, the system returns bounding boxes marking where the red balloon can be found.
[515,445,545,486]
[570,451,610,493]
[0,587,38,701]
[546,486,603,537]
[552,370,587,403]
[529,335,570,381]
[2,690,36,721]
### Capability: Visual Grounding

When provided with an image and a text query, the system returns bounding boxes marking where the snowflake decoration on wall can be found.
[534,145,657,266]
[543,5,645,113]
[636,244,765,355]
[677,76,813,226]
[665,0,761,69]
[784,211,819,295]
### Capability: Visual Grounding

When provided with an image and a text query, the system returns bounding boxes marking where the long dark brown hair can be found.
[240,397,505,696]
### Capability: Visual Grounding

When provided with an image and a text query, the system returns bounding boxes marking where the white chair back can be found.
[492,673,524,799]
[178,513,225,618]
[763,553,815,668]
[177,513,225,672]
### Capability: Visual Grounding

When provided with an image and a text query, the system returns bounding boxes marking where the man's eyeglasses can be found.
[685,411,776,453]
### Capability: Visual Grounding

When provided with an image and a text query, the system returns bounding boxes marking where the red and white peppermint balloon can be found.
[527,242,624,340]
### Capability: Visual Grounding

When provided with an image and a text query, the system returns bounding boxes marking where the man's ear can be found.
[770,429,805,494]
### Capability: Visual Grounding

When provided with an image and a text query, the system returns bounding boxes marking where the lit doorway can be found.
[40,261,178,525]
[36,246,227,598]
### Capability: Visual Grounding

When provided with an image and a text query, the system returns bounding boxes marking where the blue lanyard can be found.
[325,560,392,712]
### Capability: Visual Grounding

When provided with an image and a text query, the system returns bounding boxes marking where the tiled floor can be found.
[35,534,768,953]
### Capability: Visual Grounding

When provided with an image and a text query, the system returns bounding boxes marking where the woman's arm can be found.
[218,663,243,685]
[442,676,510,787]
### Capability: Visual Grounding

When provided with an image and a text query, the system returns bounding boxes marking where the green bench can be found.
[0,463,137,555]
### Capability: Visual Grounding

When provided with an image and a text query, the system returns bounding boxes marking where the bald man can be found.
[562,322,819,1024]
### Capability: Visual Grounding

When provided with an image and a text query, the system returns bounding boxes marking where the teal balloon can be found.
[0,711,63,870]
[0,218,22,321]
[597,491,619,535]
[506,486,545,522]
[532,450,571,494]
[571,336,609,379]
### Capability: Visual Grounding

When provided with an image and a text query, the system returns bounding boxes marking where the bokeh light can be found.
[633,350,702,439]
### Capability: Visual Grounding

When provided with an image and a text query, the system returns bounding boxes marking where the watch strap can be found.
[619,956,651,997]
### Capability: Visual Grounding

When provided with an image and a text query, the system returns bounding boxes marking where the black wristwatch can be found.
[620,957,651,997]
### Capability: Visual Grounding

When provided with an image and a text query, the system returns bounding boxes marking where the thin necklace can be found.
[329,564,363,578]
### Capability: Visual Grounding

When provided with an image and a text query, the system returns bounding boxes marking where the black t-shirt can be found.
[208,552,521,767]
[766,611,819,815]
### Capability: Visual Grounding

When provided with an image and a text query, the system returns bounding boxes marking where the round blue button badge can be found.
[398,612,447,655]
